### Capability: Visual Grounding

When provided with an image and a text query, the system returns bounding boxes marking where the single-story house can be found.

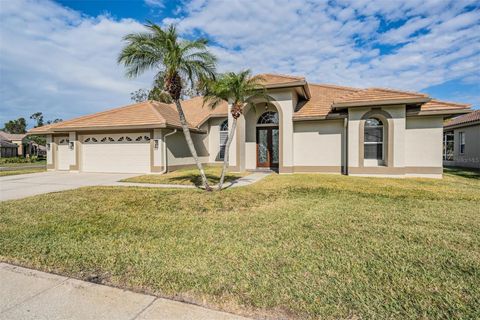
[0,131,26,157]
[29,74,472,178]
[0,131,45,158]
[443,109,480,169]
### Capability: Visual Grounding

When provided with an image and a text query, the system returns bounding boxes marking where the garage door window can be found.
[83,136,150,143]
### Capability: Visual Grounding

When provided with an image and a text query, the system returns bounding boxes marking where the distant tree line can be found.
[2,112,62,145]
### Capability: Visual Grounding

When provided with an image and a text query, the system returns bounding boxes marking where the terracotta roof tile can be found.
[333,88,429,107]
[257,73,305,86]
[180,96,228,127]
[28,98,227,134]
[422,99,471,111]
[293,83,359,119]
[27,73,472,133]
[0,131,26,141]
[445,109,480,128]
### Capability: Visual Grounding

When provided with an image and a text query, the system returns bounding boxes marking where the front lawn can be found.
[1,169,479,319]
[0,168,46,176]
[121,165,246,186]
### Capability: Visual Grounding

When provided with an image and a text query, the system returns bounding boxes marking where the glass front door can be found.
[256,127,279,168]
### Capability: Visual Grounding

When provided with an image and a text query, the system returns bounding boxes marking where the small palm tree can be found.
[203,70,268,190]
[118,23,216,191]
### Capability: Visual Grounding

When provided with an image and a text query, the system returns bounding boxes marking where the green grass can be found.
[121,165,246,186]
[1,169,479,319]
[0,168,46,176]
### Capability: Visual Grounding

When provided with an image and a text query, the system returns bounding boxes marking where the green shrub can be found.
[0,156,38,164]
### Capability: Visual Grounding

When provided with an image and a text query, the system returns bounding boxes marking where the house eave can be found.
[29,123,206,134]
[264,80,311,99]
[292,113,347,121]
[333,97,431,109]
[406,108,472,117]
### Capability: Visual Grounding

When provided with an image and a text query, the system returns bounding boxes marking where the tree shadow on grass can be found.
[444,166,480,180]
[169,173,240,186]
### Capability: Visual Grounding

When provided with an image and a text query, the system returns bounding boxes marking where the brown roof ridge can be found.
[147,100,170,124]
[308,82,361,91]
[257,73,306,81]
[368,87,429,97]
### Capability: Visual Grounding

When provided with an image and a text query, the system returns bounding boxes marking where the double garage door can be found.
[80,133,151,173]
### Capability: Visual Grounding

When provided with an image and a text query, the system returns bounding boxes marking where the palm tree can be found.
[118,23,216,191]
[203,70,268,190]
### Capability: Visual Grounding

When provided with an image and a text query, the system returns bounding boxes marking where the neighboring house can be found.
[0,131,44,158]
[0,139,18,158]
[443,110,480,169]
[0,131,26,157]
[29,74,471,178]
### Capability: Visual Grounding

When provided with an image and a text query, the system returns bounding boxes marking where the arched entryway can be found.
[256,111,279,169]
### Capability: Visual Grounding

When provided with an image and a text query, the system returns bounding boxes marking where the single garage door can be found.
[81,133,151,173]
[56,137,70,170]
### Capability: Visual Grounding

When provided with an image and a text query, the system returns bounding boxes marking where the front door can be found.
[256,127,279,168]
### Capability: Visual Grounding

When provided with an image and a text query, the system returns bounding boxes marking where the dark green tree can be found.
[30,112,44,128]
[3,118,27,134]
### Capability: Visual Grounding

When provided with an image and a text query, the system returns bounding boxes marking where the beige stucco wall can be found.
[293,119,343,169]
[152,129,163,168]
[447,123,480,169]
[46,134,53,166]
[405,116,443,168]
[166,125,209,167]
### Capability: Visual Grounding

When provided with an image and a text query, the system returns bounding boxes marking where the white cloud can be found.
[144,0,164,8]
[1,0,479,126]
[0,0,153,126]
[167,0,480,94]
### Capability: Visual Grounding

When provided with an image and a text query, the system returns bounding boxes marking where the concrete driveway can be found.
[0,171,138,201]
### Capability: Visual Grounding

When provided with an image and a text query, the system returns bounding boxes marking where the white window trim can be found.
[459,132,465,154]
[219,120,228,160]
[364,120,385,165]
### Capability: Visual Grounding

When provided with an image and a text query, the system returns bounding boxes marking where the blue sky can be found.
[1,0,479,127]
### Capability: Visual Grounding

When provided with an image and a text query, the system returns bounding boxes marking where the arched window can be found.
[257,111,279,125]
[219,119,228,160]
[364,118,384,160]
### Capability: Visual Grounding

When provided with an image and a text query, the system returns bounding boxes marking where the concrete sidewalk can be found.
[0,263,249,320]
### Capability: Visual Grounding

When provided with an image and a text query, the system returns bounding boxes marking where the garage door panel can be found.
[81,133,150,173]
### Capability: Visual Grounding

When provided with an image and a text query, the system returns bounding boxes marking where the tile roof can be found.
[333,88,430,108]
[422,99,471,111]
[0,131,26,141]
[180,96,228,127]
[28,99,227,134]
[257,73,306,86]
[444,109,480,128]
[293,83,359,119]
[27,73,472,133]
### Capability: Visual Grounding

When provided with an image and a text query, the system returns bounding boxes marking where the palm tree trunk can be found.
[173,99,212,191]
[217,118,237,190]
